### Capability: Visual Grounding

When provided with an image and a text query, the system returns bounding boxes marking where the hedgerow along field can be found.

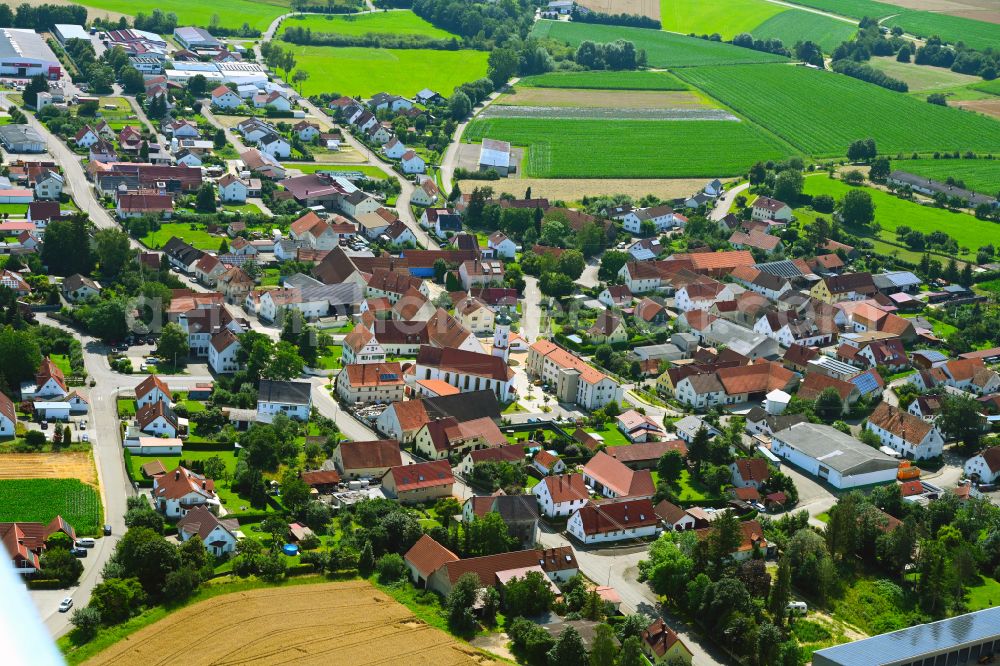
[749,10,858,52]
[675,63,1000,156]
[519,70,688,90]
[890,159,1000,196]
[802,176,1000,258]
[287,45,489,98]
[531,20,788,67]
[659,0,786,39]
[280,10,455,39]
[75,0,294,31]
[883,12,1000,52]
[0,478,103,536]
[464,117,791,178]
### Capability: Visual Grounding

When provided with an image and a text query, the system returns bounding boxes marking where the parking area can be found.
[21,414,93,445]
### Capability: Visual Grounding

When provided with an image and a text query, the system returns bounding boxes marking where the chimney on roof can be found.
[202,480,206,489]
[175,470,180,480]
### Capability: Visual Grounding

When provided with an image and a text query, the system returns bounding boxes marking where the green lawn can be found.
[519,70,688,91]
[50,354,73,377]
[868,57,982,93]
[116,398,137,418]
[141,223,223,251]
[0,203,28,214]
[0,479,103,536]
[801,176,1000,258]
[676,63,1000,157]
[665,468,713,502]
[659,0,786,39]
[889,158,1000,197]
[531,20,788,67]
[316,345,343,370]
[281,10,454,39]
[222,203,262,214]
[585,424,630,447]
[287,45,489,98]
[78,0,293,30]
[463,117,792,178]
[965,575,1000,611]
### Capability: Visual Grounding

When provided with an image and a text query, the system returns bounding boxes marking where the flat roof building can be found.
[771,422,899,489]
[174,27,221,50]
[813,607,1000,666]
[53,25,90,44]
[0,124,45,153]
[0,29,61,80]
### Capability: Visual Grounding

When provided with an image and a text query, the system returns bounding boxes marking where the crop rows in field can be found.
[519,70,688,90]
[885,11,1000,53]
[750,10,857,52]
[464,117,791,178]
[891,158,1000,195]
[531,20,788,67]
[974,79,1000,96]
[481,105,738,120]
[0,479,102,536]
[780,0,898,19]
[675,63,1000,156]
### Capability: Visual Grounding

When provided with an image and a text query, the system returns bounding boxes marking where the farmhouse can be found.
[381,460,454,504]
[964,447,1000,484]
[533,473,590,518]
[582,452,655,500]
[750,196,792,222]
[333,439,402,480]
[567,499,659,545]
[176,506,238,557]
[865,402,944,460]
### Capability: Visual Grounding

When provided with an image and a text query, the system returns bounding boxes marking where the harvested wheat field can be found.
[465,177,722,202]
[575,0,660,20]
[0,453,97,485]
[955,98,1000,121]
[84,580,500,666]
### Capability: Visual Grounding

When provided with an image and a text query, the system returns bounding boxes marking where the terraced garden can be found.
[464,117,791,178]
[531,20,788,67]
[675,63,1000,156]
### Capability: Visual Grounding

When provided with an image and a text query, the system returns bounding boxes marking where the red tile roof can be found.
[338,440,402,471]
[583,452,655,498]
[539,474,589,504]
[385,459,454,493]
[404,534,459,577]
[574,499,658,535]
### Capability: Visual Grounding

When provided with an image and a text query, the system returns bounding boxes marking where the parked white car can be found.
[58,597,73,612]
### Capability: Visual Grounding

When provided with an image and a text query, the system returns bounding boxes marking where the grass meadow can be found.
[280,10,454,39]
[531,20,788,67]
[885,12,1000,53]
[676,63,1000,156]
[802,176,1000,257]
[79,0,293,31]
[464,117,791,178]
[288,45,488,98]
[141,223,224,251]
[869,57,982,92]
[0,479,103,536]
[519,70,688,90]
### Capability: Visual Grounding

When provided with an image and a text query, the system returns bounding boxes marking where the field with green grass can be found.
[288,45,488,98]
[802,176,1000,257]
[891,158,1000,195]
[519,70,688,90]
[659,0,786,38]
[965,574,1000,611]
[281,10,453,39]
[869,57,982,92]
[531,20,788,67]
[749,10,857,52]
[141,223,223,251]
[676,63,1000,156]
[780,0,898,19]
[974,79,1000,96]
[78,0,293,31]
[464,117,791,178]
[0,479,102,536]
[282,163,389,179]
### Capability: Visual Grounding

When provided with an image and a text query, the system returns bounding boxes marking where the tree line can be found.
[281,26,470,51]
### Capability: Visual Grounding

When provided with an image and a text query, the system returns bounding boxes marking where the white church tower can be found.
[492,311,511,363]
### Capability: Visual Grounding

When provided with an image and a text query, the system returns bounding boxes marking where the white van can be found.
[787,601,808,616]
[76,538,96,548]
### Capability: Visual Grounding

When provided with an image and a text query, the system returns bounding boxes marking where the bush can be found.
[70,606,102,642]
[375,553,407,584]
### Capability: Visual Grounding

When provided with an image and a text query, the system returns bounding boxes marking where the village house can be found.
[587,311,628,344]
[582,452,655,500]
[527,339,622,410]
[136,401,179,438]
[599,284,633,308]
[642,618,694,665]
[336,362,405,405]
[750,196,792,222]
[135,374,171,409]
[567,499,660,545]
[413,415,507,460]
[532,474,590,518]
[256,379,312,421]
[152,466,220,518]
[381,460,454,504]
[616,410,665,443]
[61,273,100,302]
[333,439,402,479]
[865,402,945,460]
[176,506,238,557]
[964,447,1000,485]
[208,328,242,374]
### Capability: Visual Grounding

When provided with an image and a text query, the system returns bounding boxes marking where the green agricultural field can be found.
[974,79,1000,96]
[802,176,1000,257]
[868,57,982,92]
[780,0,897,19]
[891,158,1000,195]
[531,20,788,67]
[288,45,488,98]
[676,63,1000,156]
[78,0,293,31]
[281,10,454,39]
[464,117,791,178]
[141,223,223,251]
[659,0,786,39]
[519,70,688,90]
[0,479,102,536]
[749,10,857,52]
[885,12,1000,53]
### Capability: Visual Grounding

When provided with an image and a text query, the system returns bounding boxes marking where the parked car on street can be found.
[58,598,73,612]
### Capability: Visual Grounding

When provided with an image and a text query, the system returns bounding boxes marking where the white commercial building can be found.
[0,29,61,80]
[771,422,899,489]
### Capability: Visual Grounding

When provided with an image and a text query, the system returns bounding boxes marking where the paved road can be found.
[537,527,729,665]
[578,262,600,289]
[201,106,248,153]
[708,182,749,222]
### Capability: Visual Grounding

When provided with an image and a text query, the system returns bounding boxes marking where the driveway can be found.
[520,277,541,344]
[708,182,749,222]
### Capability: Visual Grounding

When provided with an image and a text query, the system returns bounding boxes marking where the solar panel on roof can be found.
[379,373,399,381]
[850,372,879,396]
